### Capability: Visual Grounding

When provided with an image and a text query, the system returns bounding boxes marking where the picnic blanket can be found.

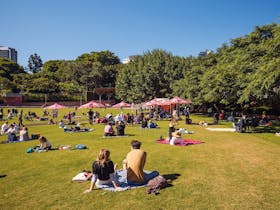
[102,135,130,139]
[1,138,37,144]
[206,128,236,132]
[64,128,93,133]
[73,169,147,192]
[156,139,204,146]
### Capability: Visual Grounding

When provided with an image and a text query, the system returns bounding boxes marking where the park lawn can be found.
[0,108,280,210]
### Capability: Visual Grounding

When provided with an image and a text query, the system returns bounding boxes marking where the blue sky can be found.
[1,0,279,67]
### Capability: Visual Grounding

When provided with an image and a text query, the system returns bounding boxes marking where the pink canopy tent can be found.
[112,101,131,108]
[79,100,105,109]
[170,96,192,104]
[44,103,67,109]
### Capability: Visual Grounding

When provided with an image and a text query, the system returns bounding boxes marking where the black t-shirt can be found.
[88,111,94,119]
[92,160,114,181]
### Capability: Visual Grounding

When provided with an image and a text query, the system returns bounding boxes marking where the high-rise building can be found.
[121,55,137,64]
[0,46,18,63]
[198,49,213,58]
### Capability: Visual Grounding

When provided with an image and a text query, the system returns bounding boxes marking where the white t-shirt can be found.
[1,123,8,135]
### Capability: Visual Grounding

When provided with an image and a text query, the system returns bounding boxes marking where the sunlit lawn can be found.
[0,107,280,210]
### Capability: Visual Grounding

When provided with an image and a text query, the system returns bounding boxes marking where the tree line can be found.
[0,23,279,113]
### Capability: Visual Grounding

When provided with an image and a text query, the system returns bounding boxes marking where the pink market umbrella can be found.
[44,103,67,109]
[112,101,131,108]
[170,96,192,104]
[79,100,105,109]
[146,98,171,106]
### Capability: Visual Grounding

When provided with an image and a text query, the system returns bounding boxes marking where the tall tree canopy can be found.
[115,49,186,102]
[23,50,120,101]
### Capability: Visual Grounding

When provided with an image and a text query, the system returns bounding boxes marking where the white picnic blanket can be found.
[206,128,236,132]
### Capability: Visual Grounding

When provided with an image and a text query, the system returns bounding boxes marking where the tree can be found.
[116,50,186,102]
[28,53,43,73]
[76,50,120,66]
[171,23,280,112]
[0,57,25,93]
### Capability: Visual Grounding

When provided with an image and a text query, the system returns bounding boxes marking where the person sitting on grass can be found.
[169,129,183,145]
[116,121,125,136]
[6,124,17,142]
[147,119,158,128]
[123,140,159,185]
[58,120,65,128]
[104,122,115,136]
[84,149,122,193]
[19,126,29,141]
[1,121,9,135]
[48,119,55,125]
[141,118,148,128]
[38,136,52,150]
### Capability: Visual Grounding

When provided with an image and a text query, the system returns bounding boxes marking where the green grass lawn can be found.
[0,108,280,210]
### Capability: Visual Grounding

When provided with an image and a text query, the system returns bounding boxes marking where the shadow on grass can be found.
[162,173,181,188]
[247,126,279,133]
[0,175,7,178]
[163,173,180,180]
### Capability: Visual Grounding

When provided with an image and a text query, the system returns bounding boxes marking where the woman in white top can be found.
[19,127,29,141]
[6,124,17,142]
[1,122,9,135]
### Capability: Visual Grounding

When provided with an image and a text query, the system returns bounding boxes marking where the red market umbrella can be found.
[44,103,67,109]
[112,101,131,108]
[79,100,105,109]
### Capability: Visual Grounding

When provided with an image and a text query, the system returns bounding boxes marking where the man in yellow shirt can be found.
[123,140,159,185]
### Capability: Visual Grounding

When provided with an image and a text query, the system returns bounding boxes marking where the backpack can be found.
[146,175,170,195]
[26,147,34,153]
[31,134,40,140]
[75,144,87,150]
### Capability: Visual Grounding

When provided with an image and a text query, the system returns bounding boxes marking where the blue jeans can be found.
[127,170,159,186]
[8,133,17,142]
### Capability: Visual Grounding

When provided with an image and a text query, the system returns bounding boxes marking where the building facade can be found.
[0,46,18,63]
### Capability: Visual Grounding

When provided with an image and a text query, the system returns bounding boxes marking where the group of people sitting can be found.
[141,118,158,129]
[104,121,126,136]
[84,140,159,193]
[233,114,273,133]
[167,118,188,145]
[1,122,30,142]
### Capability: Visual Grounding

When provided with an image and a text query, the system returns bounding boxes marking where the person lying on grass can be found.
[84,149,122,193]
[63,123,91,132]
